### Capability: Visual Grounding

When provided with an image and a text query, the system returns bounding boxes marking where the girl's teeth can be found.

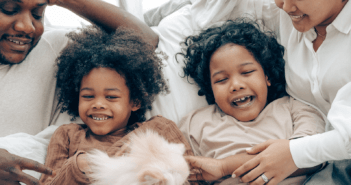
[93,116,108,120]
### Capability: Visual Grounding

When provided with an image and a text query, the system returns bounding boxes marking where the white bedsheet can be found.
[0,125,58,181]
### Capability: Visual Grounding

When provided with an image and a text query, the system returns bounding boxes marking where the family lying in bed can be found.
[1,0,351,185]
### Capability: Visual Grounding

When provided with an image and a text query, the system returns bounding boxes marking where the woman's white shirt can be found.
[189,0,351,168]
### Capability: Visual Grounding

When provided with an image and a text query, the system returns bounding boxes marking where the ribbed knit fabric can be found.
[40,115,193,185]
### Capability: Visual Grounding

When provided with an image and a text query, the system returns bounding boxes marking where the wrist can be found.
[219,158,230,176]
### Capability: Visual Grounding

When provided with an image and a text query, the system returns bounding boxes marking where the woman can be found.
[175,0,351,184]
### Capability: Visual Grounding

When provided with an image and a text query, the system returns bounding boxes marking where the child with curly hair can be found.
[39,26,193,185]
[178,19,326,185]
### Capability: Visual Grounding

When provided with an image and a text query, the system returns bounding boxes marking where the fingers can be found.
[17,157,53,176]
[185,156,206,169]
[0,167,39,185]
[232,157,260,179]
[187,172,205,181]
[246,140,275,155]
[0,180,21,185]
[240,165,266,183]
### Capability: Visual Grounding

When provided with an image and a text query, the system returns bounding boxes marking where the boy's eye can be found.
[214,78,227,84]
[82,95,94,99]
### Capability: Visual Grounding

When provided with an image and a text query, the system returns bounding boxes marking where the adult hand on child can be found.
[185,156,226,181]
[0,149,54,185]
[232,139,297,185]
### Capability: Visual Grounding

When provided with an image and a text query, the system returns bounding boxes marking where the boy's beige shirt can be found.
[179,96,325,159]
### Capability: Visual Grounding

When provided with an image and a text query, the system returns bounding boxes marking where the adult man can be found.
[0,0,158,184]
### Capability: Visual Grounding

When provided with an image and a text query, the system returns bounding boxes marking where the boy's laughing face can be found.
[210,44,270,122]
[0,0,46,65]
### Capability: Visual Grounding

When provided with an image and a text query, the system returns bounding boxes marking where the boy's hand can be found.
[185,156,226,181]
[0,149,54,185]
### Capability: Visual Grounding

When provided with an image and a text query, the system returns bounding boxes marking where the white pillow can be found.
[145,4,208,125]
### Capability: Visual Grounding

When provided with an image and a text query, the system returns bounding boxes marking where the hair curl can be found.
[56,26,168,126]
[179,18,287,105]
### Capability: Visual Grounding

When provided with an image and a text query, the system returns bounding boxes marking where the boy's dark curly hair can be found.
[179,18,287,105]
[56,25,168,126]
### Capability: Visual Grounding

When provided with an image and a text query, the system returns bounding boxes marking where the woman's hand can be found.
[232,139,298,185]
[0,149,54,185]
[185,156,226,181]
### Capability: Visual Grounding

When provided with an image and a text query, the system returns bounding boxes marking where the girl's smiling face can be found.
[274,0,348,32]
[210,44,270,122]
[79,67,140,135]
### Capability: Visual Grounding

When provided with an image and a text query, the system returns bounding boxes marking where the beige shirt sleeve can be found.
[179,108,208,157]
[40,124,89,185]
[289,97,326,139]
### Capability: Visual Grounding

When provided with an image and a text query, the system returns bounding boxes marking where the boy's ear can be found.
[266,76,271,87]
[131,100,141,112]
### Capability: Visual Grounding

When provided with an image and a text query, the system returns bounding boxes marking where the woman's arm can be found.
[233,83,351,185]
[49,0,158,47]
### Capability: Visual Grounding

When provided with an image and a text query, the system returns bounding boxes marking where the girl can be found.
[39,26,193,185]
[178,19,325,184]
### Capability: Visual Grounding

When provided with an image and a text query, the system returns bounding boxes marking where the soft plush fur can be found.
[86,129,190,185]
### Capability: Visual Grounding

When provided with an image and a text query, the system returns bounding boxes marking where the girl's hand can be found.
[115,141,131,157]
[185,156,226,181]
[77,153,91,174]
[232,139,297,185]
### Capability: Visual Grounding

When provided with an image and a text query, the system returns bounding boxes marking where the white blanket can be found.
[0,125,58,180]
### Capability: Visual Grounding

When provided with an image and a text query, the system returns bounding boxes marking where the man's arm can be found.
[50,0,159,47]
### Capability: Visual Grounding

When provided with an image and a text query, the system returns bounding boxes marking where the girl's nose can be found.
[92,99,106,110]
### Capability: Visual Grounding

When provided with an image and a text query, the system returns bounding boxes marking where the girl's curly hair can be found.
[179,18,287,105]
[56,26,168,126]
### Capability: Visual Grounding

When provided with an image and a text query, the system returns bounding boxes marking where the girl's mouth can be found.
[231,96,255,108]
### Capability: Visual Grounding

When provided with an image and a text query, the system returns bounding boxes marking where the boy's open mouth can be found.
[231,96,255,108]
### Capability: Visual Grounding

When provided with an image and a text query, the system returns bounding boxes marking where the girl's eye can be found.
[242,70,255,75]
[106,96,118,99]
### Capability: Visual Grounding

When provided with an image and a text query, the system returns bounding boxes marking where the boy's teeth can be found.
[234,96,250,102]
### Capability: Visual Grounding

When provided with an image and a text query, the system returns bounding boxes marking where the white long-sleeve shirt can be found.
[188,0,351,168]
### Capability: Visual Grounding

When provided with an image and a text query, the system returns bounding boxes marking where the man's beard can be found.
[0,38,40,66]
